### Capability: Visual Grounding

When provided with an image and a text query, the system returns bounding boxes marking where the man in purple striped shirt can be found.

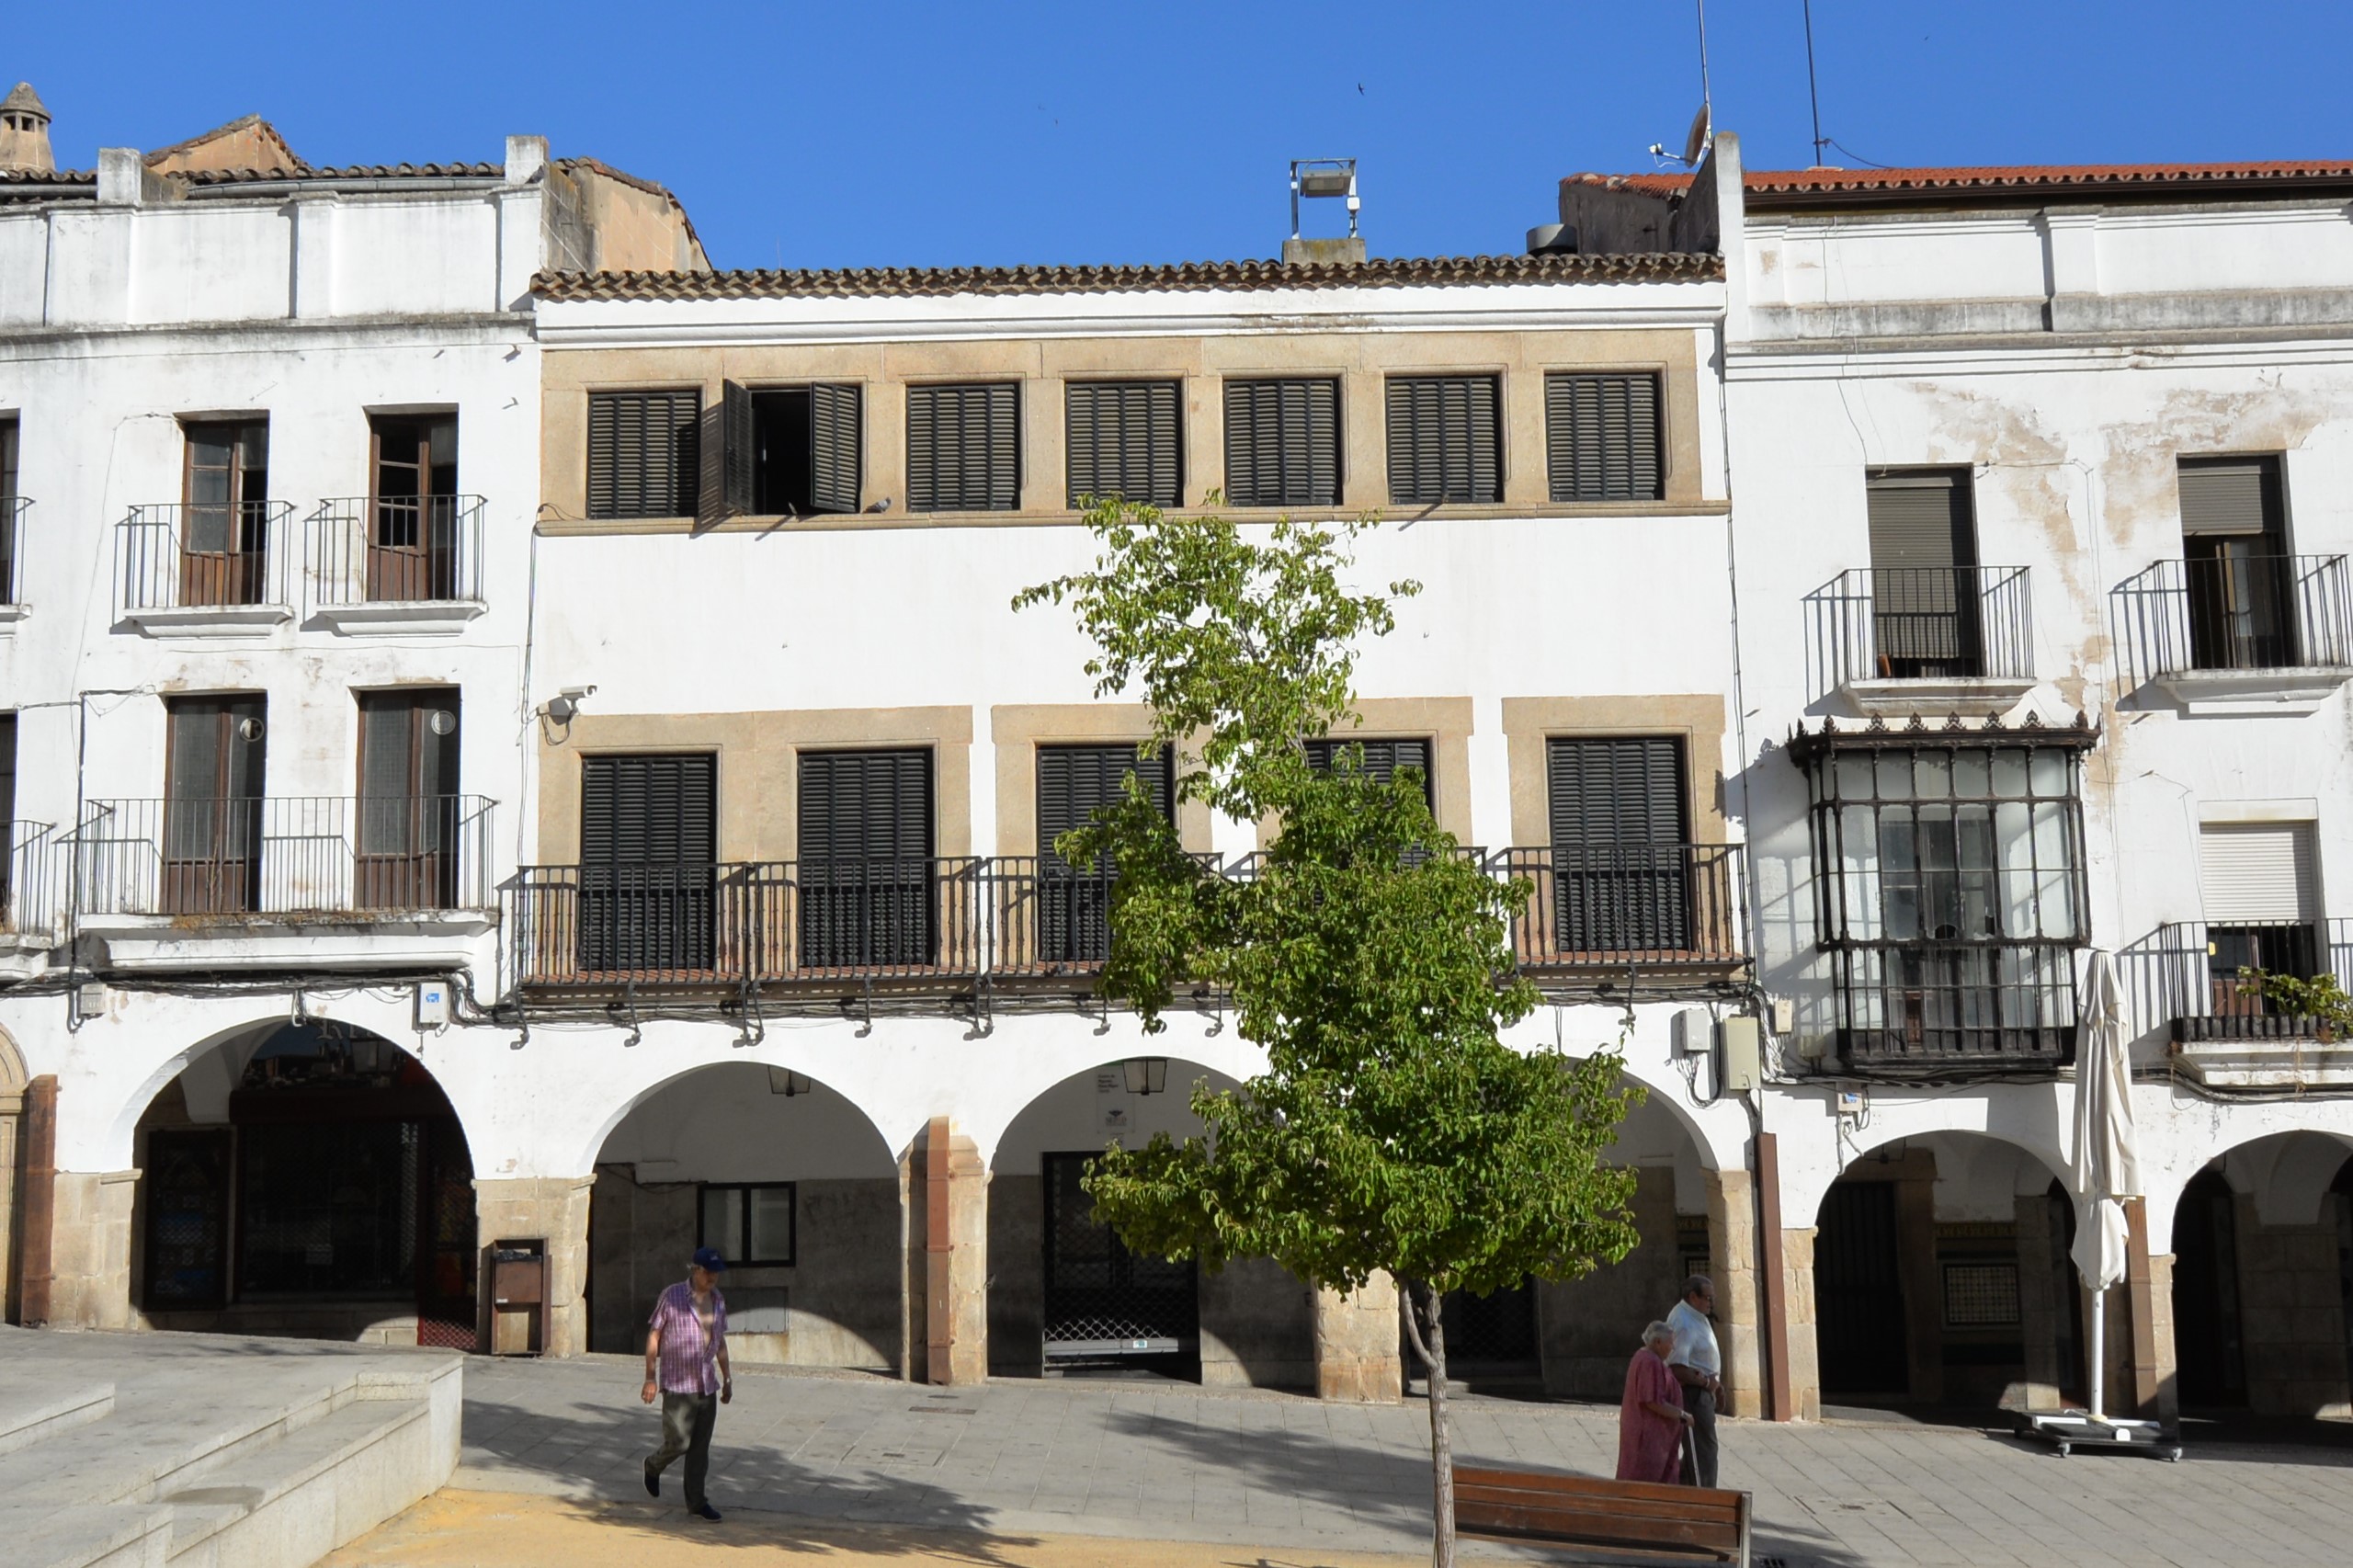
[641,1245,732,1521]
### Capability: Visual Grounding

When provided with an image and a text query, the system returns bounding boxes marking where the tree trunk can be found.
[1423,1284,1454,1568]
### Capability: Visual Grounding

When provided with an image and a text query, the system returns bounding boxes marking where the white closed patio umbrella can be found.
[2030,949,2176,1456]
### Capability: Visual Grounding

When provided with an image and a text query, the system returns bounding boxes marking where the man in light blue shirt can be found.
[1666,1275,1722,1487]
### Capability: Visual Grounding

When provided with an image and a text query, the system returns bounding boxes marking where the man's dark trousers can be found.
[1679,1385,1718,1488]
[647,1392,718,1509]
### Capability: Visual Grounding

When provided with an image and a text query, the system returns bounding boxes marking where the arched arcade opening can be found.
[131,1017,477,1346]
[585,1061,902,1372]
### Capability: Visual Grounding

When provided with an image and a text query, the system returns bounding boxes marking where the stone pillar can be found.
[45,1169,138,1330]
[2012,1194,2063,1413]
[1705,1167,1764,1419]
[1782,1227,1821,1422]
[2144,1252,2181,1426]
[905,1117,986,1386]
[474,1176,594,1358]
[1896,1175,1943,1404]
[1314,1271,1401,1403]
[16,1074,55,1325]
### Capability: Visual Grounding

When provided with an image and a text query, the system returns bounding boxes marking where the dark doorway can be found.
[2173,1167,2248,1407]
[1816,1180,1910,1395]
[1437,1278,1540,1381]
[368,415,460,601]
[181,420,269,607]
[1040,1151,1198,1373]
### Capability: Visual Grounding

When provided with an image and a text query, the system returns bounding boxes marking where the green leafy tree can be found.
[1017,497,1642,1568]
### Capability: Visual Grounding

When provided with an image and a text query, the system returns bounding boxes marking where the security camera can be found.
[541,685,597,723]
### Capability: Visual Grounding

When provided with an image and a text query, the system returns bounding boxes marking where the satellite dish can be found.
[1681,103,1713,168]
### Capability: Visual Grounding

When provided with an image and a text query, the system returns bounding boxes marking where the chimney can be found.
[1,81,54,174]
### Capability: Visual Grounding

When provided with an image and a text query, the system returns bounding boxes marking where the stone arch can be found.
[0,1024,26,1324]
[1783,1099,2071,1234]
[0,1022,26,1092]
[584,1058,904,1372]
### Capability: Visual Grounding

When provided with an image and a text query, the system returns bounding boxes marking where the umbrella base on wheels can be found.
[2021,1411,2181,1460]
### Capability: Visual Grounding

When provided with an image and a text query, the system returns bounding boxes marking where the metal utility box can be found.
[1720,1017,1764,1094]
[486,1237,549,1356]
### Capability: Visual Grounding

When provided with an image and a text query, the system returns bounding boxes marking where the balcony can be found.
[70,795,496,971]
[0,495,27,631]
[2,820,59,983]
[1486,844,1746,974]
[308,495,488,634]
[509,849,1753,1002]
[2149,919,2353,1089]
[1826,940,2077,1078]
[2112,554,2353,714]
[117,502,295,635]
[1807,565,2035,715]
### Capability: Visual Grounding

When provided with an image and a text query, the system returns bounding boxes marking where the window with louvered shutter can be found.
[586,390,701,519]
[797,748,937,967]
[1065,381,1182,507]
[1223,379,1341,507]
[1544,373,1662,503]
[810,383,863,514]
[576,753,717,972]
[1035,744,1172,965]
[1385,377,1500,505]
[907,383,1020,512]
[1303,735,1434,809]
[1546,735,1690,952]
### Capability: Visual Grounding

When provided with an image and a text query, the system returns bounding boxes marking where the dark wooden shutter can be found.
[1865,471,1975,570]
[576,753,718,974]
[797,749,936,966]
[697,381,752,528]
[1065,381,1182,507]
[2177,456,2281,539]
[1544,373,1662,502]
[907,383,1020,512]
[1037,744,1173,855]
[1302,735,1434,809]
[1385,377,1500,505]
[1223,379,1340,506]
[809,382,864,515]
[1546,736,1690,952]
[587,391,700,519]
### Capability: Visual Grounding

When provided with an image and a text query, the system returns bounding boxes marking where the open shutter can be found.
[809,383,863,515]
[2200,823,2319,924]
[1866,471,1975,571]
[2178,457,2281,539]
[696,392,727,528]
[1385,377,1500,505]
[1545,373,1662,502]
[718,381,756,521]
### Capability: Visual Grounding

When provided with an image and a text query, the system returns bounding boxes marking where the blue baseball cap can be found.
[691,1246,728,1273]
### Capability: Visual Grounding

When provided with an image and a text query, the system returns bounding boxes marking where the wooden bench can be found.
[1455,1466,1751,1566]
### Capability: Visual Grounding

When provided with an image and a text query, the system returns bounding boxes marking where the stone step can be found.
[0,1377,348,1510]
[0,1381,116,1458]
[161,1394,433,1568]
[0,1502,172,1568]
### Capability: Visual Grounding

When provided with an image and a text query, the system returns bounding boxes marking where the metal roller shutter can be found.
[1385,377,1500,505]
[2177,457,2281,538]
[1544,373,1661,502]
[907,383,1020,512]
[2199,822,2319,924]
[1223,379,1340,507]
[586,390,700,520]
[1065,381,1182,507]
[1865,471,1976,571]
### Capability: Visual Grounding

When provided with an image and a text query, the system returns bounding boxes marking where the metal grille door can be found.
[142,1129,232,1312]
[1040,1152,1198,1362]
[1815,1181,1910,1395]
[416,1119,478,1349]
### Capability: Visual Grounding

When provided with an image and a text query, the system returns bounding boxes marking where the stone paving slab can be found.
[456,1354,2353,1568]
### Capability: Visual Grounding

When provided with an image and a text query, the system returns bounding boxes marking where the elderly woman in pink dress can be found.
[1617,1320,1694,1483]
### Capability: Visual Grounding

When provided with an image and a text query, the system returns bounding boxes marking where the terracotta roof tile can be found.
[533,251,1721,302]
[176,161,504,184]
[1569,158,2353,209]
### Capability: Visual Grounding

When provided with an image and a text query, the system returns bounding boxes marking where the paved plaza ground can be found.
[349,1353,2353,1567]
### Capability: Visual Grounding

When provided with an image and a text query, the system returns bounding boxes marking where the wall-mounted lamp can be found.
[541,685,597,723]
[767,1066,813,1096]
[1123,1056,1169,1096]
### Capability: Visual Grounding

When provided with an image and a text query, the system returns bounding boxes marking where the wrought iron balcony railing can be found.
[3,820,58,937]
[118,502,294,614]
[1486,844,1745,969]
[72,796,495,918]
[1828,939,2078,1075]
[2141,918,2353,1042]
[1808,565,2034,687]
[1,495,27,605]
[310,495,486,607]
[2112,554,2353,684]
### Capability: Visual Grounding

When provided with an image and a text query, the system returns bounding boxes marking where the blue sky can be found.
[8,2,2347,271]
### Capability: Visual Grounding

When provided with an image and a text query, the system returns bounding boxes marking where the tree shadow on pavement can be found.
[460,1394,1040,1562]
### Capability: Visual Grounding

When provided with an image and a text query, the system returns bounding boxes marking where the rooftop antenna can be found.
[1803,0,1832,166]
[1646,2,1715,167]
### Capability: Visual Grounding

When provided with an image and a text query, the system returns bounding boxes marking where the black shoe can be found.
[689,1503,722,1522]
[642,1460,659,1499]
